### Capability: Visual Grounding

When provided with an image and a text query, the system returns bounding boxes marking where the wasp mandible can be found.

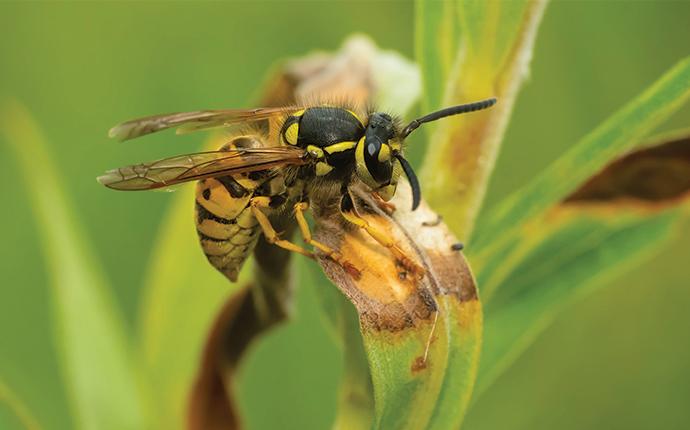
[99,98,496,281]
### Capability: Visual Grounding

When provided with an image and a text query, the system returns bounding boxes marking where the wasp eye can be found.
[363,139,392,184]
[367,142,378,156]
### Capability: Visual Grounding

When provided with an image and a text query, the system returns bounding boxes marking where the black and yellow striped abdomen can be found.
[195,174,263,282]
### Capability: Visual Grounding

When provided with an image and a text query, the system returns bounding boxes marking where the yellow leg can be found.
[250,197,315,259]
[294,202,361,279]
[371,192,397,215]
[340,197,425,280]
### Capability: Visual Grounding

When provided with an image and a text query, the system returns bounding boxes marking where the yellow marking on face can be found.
[324,140,356,154]
[316,161,334,176]
[378,144,391,162]
[355,136,377,187]
[293,109,306,117]
[283,122,299,145]
[307,145,324,158]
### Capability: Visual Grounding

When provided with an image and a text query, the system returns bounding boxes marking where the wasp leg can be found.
[250,196,315,259]
[339,194,426,280]
[371,192,397,215]
[293,202,361,279]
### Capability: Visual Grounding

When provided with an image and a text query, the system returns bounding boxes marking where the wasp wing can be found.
[98,147,307,191]
[109,107,303,141]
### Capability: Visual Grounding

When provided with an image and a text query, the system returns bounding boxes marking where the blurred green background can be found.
[1,1,689,429]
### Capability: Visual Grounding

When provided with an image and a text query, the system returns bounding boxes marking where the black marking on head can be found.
[202,188,211,200]
[363,112,395,184]
[451,243,464,251]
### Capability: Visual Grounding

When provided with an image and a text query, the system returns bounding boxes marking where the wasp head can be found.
[355,98,497,211]
[354,112,409,207]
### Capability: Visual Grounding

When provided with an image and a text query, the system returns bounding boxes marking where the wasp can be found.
[99,98,496,282]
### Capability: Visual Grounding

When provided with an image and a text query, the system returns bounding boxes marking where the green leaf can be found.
[415,0,461,113]
[0,380,41,430]
[473,129,690,397]
[362,294,481,430]
[329,292,374,430]
[472,56,690,287]
[1,101,145,430]
[476,208,681,398]
[304,259,375,430]
[418,0,549,239]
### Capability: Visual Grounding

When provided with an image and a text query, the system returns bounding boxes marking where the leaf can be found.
[314,182,481,430]
[471,56,690,289]
[418,0,549,239]
[310,277,374,430]
[0,380,41,430]
[414,0,461,113]
[474,130,690,397]
[1,101,145,430]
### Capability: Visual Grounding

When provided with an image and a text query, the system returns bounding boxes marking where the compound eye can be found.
[363,138,392,184]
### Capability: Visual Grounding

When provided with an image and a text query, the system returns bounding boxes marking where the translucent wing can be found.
[98,147,308,190]
[108,107,302,141]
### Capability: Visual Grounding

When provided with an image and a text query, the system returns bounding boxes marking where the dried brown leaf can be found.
[565,131,690,210]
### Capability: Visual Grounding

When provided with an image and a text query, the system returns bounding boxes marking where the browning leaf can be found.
[313,181,482,429]
[565,131,690,209]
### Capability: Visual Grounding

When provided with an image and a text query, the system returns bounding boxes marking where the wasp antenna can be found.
[401,97,497,138]
[395,154,421,210]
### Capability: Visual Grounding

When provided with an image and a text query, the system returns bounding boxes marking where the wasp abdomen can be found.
[195,176,261,282]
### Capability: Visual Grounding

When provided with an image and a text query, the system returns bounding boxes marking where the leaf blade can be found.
[0,380,42,430]
[418,0,549,239]
[476,208,680,397]
[473,129,690,397]
[472,56,690,280]
[1,101,145,430]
